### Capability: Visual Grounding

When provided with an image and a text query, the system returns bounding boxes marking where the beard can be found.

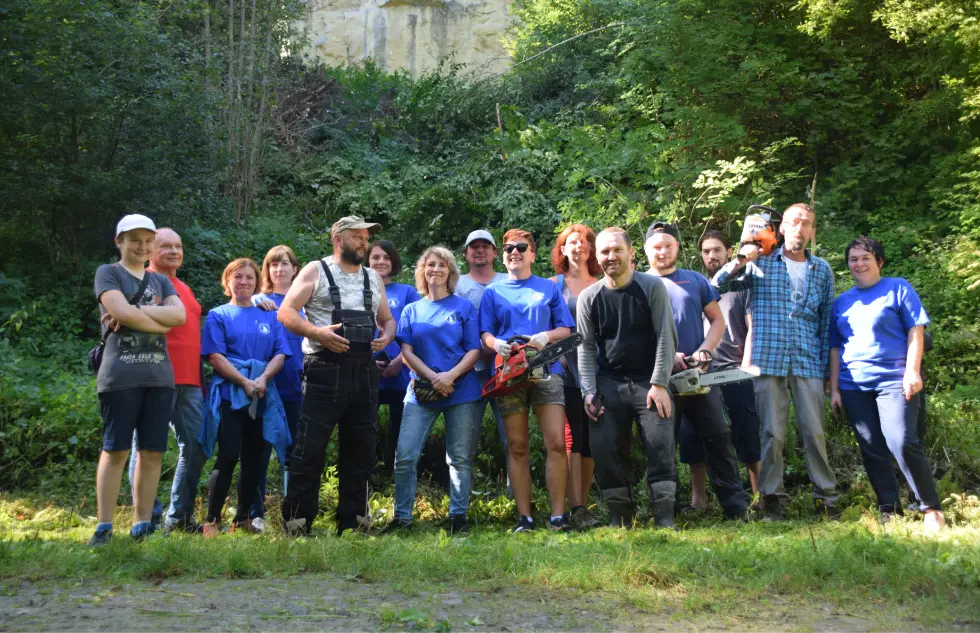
[652,256,677,272]
[341,243,364,265]
[704,260,722,276]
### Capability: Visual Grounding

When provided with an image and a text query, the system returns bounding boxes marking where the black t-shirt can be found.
[577,272,678,392]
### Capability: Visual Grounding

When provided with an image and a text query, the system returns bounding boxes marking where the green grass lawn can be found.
[2,494,979,629]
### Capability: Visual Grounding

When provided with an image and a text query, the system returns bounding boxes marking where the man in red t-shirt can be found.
[127,227,206,533]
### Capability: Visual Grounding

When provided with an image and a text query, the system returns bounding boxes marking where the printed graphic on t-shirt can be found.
[117,279,167,366]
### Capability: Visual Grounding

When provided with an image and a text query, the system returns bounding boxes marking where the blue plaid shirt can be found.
[712,248,835,379]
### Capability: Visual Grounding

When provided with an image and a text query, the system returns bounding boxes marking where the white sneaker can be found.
[923,510,945,533]
[250,517,266,533]
[285,517,307,536]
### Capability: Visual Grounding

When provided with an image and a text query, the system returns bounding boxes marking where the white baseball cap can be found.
[115,214,157,237]
[464,229,496,248]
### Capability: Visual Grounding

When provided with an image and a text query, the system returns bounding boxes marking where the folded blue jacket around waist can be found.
[199,357,291,464]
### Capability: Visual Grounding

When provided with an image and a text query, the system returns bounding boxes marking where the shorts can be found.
[99,386,174,452]
[496,375,564,417]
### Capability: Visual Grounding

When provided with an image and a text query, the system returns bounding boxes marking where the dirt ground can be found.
[0,573,963,632]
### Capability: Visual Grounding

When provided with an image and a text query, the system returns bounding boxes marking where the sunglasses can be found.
[503,243,530,254]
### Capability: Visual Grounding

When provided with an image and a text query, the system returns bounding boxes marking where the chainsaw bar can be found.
[526,332,584,371]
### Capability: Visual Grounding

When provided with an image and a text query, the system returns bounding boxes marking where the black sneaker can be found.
[88,527,113,547]
[512,516,535,533]
[815,499,842,521]
[164,519,205,535]
[380,519,412,535]
[548,516,572,532]
[449,515,469,535]
[568,506,601,530]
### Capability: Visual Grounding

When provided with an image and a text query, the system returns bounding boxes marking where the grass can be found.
[2,494,979,629]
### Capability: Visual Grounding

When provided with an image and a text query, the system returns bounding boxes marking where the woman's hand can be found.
[253,375,268,398]
[830,390,844,417]
[431,372,456,397]
[903,369,923,401]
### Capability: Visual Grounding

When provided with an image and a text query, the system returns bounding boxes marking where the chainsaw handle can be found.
[506,335,531,345]
[684,350,713,369]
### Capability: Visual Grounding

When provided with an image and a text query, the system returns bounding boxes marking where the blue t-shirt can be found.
[478,275,575,375]
[829,277,930,391]
[397,295,482,407]
[201,304,291,402]
[659,268,721,355]
[251,293,305,403]
[377,283,421,391]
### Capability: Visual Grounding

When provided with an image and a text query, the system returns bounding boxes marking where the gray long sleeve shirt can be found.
[576,272,678,395]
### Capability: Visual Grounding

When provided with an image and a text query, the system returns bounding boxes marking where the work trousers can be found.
[590,376,676,516]
[755,374,838,509]
[282,355,378,534]
[672,388,751,517]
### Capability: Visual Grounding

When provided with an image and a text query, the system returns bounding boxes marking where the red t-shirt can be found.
[150,269,202,387]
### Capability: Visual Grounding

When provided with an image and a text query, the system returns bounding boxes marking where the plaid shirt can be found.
[712,248,834,379]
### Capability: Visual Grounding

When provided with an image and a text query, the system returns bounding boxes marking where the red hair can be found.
[551,224,601,276]
[502,228,536,253]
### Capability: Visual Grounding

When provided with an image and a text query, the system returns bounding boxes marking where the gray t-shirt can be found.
[455,272,507,372]
[302,258,384,355]
[94,263,177,393]
[707,289,750,370]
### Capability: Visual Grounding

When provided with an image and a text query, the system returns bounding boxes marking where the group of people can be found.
[88,202,945,545]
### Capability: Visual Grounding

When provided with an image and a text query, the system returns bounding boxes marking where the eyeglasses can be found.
[503,243,530,254]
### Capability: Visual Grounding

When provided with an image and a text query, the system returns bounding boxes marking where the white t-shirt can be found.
[785,258,808,306]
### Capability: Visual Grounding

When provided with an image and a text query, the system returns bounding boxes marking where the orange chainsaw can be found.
[739,204,781,257]
[481,333,584,399]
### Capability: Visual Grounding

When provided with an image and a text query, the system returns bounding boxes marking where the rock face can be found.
[298,0,515,78]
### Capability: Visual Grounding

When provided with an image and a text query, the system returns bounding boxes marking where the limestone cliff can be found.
[297,0,515,78]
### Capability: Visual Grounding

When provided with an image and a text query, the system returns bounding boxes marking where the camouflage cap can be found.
[331,215,382,238]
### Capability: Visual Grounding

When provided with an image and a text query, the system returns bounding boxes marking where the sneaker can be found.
[815,499,842,521]
[923,510,945,533]
[449,515,469,535]
[88,527,113,547]
[250,518,266,533]
[284,517,308,537]
[150,514,163,531]
[548,516,572,532]
[512,516,535,533]
[380,519,412,535]
[761,507,786,523]
[568,506,601,531]
[164,519,205,535]
[130,522,155,541]
[202,522,222,538]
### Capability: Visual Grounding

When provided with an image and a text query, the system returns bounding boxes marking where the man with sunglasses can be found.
[713,203,839,521]
[479,229,575,532]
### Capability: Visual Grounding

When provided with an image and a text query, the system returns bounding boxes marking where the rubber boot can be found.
[649,481,678,530]
[602,486,635,528]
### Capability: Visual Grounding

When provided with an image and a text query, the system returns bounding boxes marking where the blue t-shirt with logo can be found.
[659,268,720,356]
[830,277,930,391]
[397,294,482,406]
[251,293,305,403]
[478,275,575,375]
[201,304,291,402]
[377,282,421,391]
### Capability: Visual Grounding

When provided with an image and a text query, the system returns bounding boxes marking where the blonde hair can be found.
[260,245,300,294]
[221,258,260,297]
[414,246,460,297]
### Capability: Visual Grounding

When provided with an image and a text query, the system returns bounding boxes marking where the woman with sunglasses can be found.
[479,229,575,532]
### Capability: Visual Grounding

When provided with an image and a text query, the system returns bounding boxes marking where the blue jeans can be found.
[393,400,481,520]
[471,369,509,491]
[128,385,205,524]
[248,399,302,520]
[841,387,941,512]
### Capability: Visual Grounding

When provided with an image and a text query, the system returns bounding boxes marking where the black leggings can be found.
[206,402,266,523]
[564,385,591,458]
[378,388,406,473]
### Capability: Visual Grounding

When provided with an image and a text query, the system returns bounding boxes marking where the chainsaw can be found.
[481,332,584,399]
[738,204,781,258]
[668,352,760,396]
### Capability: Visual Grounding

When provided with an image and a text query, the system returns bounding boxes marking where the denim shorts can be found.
[496,375,564,416]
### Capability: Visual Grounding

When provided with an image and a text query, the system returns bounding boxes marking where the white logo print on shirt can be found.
[389,298,399,308]
[531,292,545,303]
[258,323,271,335]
